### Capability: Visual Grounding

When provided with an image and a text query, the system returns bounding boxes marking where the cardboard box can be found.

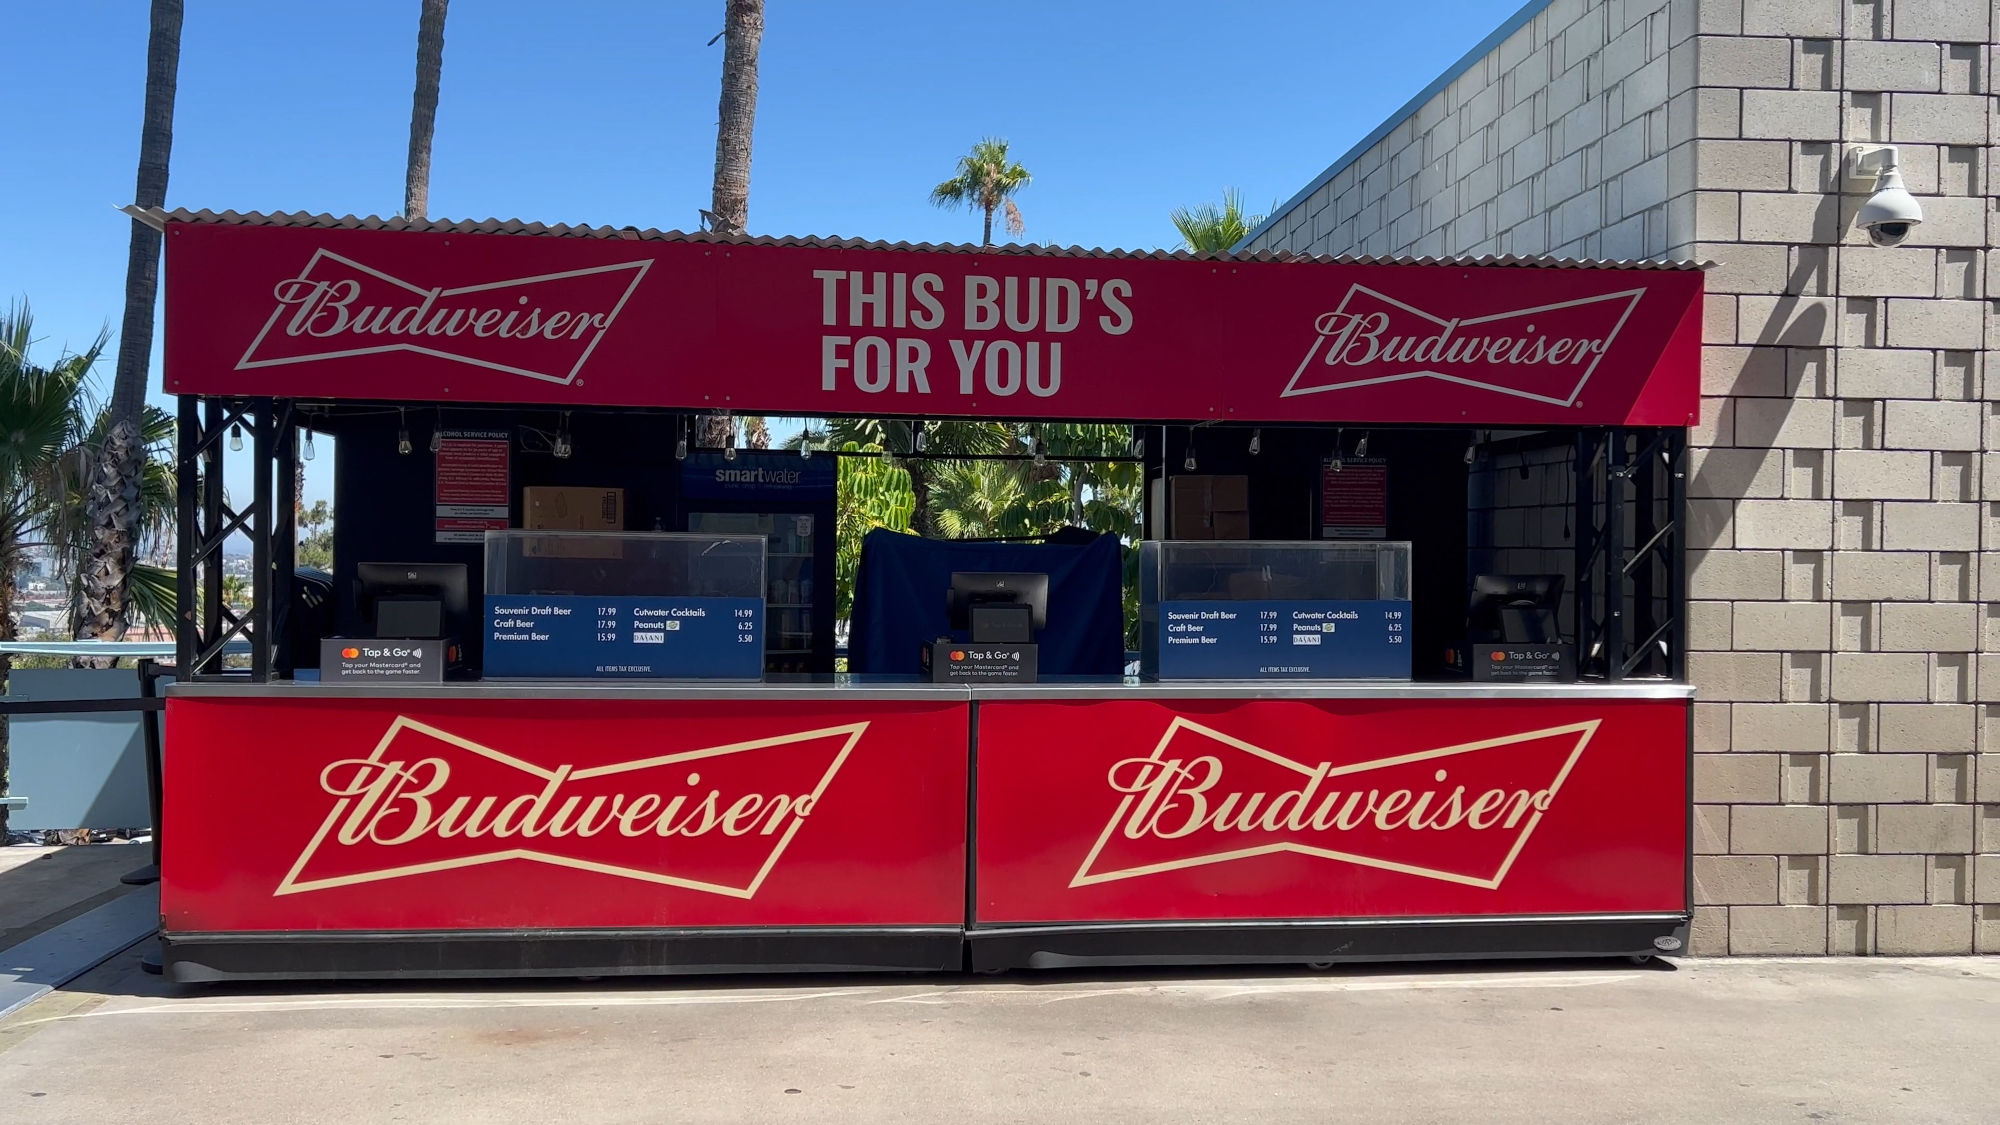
[523,486,624,529]
[521,486,625,557]
[1169,475,1250,540]
[1210,511,1251,540]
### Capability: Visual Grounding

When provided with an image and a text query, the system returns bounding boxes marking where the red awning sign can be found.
[165,222,1702,427]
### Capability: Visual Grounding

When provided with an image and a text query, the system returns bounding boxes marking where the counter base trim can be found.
[160,927,963,983]
[965,915,1689,971]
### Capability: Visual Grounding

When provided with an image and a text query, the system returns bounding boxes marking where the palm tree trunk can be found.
[982,205,994,247]
[696,415,735,449]
[907,459,932,537]
[709,0,764,235]
[78,0,182,657]
[404,0,450,220]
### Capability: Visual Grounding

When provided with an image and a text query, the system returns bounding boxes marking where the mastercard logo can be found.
[949,650,966,662]
[1489,651,1507,662]
[341,647,360,659]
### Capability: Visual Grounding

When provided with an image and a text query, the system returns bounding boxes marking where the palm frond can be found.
[0,300,179,638]
[1170,188,1267,252]
[125,562,178,636]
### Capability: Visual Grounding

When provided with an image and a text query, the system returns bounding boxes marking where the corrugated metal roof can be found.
[124,206,1712,271]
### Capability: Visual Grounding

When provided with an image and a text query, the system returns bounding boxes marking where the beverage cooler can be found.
[680,451,838,675]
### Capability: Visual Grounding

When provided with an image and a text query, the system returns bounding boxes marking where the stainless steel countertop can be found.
[165,679,972,702]
[166,678,1693,702]
[965,680,1694,701]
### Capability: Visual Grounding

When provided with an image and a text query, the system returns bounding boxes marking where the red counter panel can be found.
[164,695,969,932]
[973,697,1688,923]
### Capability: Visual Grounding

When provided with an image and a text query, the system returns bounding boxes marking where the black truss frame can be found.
[175,397,299,680]
[1573,427,1688,682]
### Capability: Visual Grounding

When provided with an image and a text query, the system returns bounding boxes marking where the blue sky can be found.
[9,0,1527,504]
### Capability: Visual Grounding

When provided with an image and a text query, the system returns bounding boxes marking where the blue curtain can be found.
[848,530,1125,676]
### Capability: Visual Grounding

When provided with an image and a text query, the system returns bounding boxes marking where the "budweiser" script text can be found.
[320,757,815,847]
[1106,755,1553,839]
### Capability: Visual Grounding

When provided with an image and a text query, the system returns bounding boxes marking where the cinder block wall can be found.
[1246,0,1998,954]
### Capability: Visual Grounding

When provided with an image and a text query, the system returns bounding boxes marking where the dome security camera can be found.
[1846,145,1923,247]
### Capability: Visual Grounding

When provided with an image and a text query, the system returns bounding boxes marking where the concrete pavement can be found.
[2,953,1997,1123]
[0,844,160,1020]
[0,844,149,948]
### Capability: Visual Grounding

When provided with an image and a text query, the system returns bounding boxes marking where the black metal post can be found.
[200,399,227,677]
[250,400,275,681]
[120,659,167,886]
[1666,428,1688,681]
[272,404,299,679]
[1572,430,1598,676]
[175,397,201,676]
[1604,429,1628,682]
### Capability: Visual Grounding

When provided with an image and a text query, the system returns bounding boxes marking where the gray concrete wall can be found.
[1248,0,1999,955]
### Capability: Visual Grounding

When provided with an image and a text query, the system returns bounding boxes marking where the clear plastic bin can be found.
[484,531,765,600]
[1141,540,1412,603]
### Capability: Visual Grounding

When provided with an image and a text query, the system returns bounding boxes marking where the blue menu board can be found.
[483,595,763,679]
[1156,599,1412,679]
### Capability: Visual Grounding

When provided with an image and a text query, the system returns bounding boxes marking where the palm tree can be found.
[78,0,182,650]
[46,403,179,635]
[930,138,1031,246]
[297,500,334,570]
[404,0,450,219]
[1170,189,1267,253]
[926,460,1069,539]
[796,418,1013,536]
[707,0,764,235]
[1,304,103,837]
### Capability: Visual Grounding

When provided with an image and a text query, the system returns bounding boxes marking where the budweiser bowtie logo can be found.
[1072,717,1598,889]
[237,249,652,385]
[278,715,861,898]
[1282,285,1645,407]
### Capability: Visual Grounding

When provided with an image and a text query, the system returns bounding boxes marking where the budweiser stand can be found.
[145,208,1701,981]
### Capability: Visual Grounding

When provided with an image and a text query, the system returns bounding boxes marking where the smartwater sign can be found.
[1156,599,1412,679]
[679,453,836,500]
[482,595,763,679]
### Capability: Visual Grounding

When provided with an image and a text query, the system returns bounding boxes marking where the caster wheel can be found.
[1306,961,1337,971]
[1626,954,1653,966]
[974,967,1007,976]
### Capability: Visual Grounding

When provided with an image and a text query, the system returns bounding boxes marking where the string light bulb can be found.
[303,431,316,461]
[1354,432,1370,458]
[397,408,412,456]
[1183,430,1197,473]
[229,424,243,452]
[723,443,737,461]
[912,422,926,454]
[430,428,443,454]
[1129,433,1144,459]
[1248,429,1262,456]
